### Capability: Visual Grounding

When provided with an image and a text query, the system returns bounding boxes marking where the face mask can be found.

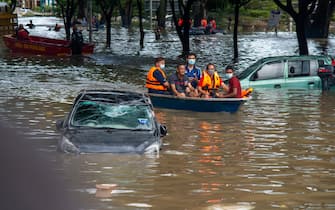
[208,70,215,76]
[225,73,233,79]
[188,59,196,65]
[160,64,165,69]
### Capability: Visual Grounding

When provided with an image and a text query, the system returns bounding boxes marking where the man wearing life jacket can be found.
[198,63,226,98]
[217,65,242,98]
[145,57,170,94]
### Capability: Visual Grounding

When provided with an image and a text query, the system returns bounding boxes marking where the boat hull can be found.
[2,34,94,56]
[148,93,250,113]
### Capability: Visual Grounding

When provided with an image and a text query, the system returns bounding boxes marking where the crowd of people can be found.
[145,54,243,98]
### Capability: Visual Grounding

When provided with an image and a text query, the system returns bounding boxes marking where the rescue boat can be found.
[2,34,94,56]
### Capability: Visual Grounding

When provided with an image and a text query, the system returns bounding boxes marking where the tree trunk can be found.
[157,0,167,28]
[192,0,201,27]
[233,3,239,61]
[120,0,133,28]
[137,0,145,49]
[106,17,112,48]
[296,16,309,55]
[78,0,87,19]
[306,0,331,38]
[182,11,191,56]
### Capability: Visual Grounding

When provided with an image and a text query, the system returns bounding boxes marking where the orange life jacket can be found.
[201,19,207,27]
[145,66,167,91]
[241,87,253,98]
[200,71,221,91]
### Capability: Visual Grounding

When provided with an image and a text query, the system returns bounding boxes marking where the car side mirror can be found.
[160,125,167,137]
[56,119,64,131]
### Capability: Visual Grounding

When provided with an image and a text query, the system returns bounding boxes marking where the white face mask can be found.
[188,59,196,65]
[160,64,165,69]
[225,73,233,79]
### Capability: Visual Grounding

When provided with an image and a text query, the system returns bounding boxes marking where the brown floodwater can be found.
[0,17,335,210]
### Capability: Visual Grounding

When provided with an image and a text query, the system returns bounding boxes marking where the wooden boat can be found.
[148,93,251,113]
[2,34,94,56]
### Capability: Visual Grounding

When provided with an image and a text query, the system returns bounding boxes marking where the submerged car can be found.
[56,90,167,154]
[238,55,335,90]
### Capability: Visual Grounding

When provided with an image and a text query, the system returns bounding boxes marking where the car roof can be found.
[256,55,332,65]
[73,89,152,106]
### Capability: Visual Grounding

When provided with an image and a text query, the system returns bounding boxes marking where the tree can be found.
[273,0,315,55]
[230,0,251,61]
[119,0,133,28]
[169,0,196,57]
[77,0,87,19]
[7,0,16,13]
[56,0,77,40]
[306,0,335,38]
[157,0,167,28]
[136,0,145,49]
[97,0,118,48]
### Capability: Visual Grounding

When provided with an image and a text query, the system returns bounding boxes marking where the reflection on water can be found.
[1,17,335,209]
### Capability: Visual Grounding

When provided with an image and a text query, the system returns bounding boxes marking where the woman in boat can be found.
[198,63,227,98]
[145,57,170,94]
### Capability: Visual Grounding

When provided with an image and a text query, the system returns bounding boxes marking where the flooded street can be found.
[1,17,335,209]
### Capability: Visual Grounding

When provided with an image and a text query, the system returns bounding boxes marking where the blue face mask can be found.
[188,59,196,65]
[160,64,165,69]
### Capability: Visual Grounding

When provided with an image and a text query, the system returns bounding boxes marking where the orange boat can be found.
[2,34,94,56]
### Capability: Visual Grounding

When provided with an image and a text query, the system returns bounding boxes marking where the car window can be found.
[310,60,319,76]
[71,101,154,130]
[288,60,311,77]
[252,61,284,81]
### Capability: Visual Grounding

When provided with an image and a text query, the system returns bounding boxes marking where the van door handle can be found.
[308,82,315,85]
[274,84,281,88]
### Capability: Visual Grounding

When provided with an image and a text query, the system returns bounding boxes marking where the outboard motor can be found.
[317,66,333,90]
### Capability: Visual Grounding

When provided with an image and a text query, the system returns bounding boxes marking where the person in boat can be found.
[198,63,227,98]
[169,64,198,97]
[216,65,242,98]
[145,57,170,94]
[201,18,207,28]
[70,24,84,55]
[185,53,201,89]
[26,20,35,29]
[16,24,30,40]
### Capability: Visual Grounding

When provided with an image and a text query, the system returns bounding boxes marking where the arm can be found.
[153,70,169,88]
[221,87,237,98]
[170,84,183,97]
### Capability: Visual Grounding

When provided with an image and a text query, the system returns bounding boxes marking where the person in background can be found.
[198,63,227,98]
[70,24,84,55]
[185,53,201,90]
[201,18,208,28]
[16,24,30,40]
[145,57,170,94]
[26,20,35,29]
[169,64,198,97]
[217,65,242,98]
[54,23,61,32]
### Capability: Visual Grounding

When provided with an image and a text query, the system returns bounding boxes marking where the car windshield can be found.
[237,59,264,80]
[71,101,154,130]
